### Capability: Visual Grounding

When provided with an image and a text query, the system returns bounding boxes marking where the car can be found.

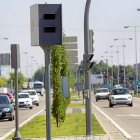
[134,86,140,94]
[94,88,97,94]
[0,93,14,101]
[0,95,15,121]
[109,88,133,107]
[18,93,33,109]
[50,89,53,94]
[114,85,123,89]
[95,88,110,102]
[22,90,39,106]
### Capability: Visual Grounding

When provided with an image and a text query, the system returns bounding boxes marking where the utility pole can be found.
[83,0,93,135]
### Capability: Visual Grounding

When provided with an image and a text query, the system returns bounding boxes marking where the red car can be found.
[0,93,14,100]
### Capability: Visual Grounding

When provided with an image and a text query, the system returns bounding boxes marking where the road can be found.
[92,95,140,140]
[0,95,45,139]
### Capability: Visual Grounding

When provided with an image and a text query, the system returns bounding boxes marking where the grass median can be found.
[7,113,105,139]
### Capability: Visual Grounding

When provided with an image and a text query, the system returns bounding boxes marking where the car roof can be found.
[113,88,127,90]
[23,90,36,92]
[18,92,30,95]
[97,88,108,90]
[0,94,9,98]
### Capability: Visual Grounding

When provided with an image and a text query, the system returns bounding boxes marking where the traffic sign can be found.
[65,43,78,49]
[64,36,77,43]
[135,81,138,84]
[67,50,78,56]
[68,64,78,71]
[66,57,78,63]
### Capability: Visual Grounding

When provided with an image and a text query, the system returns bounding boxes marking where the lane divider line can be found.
[0,108,45,140]
[91,103,132,139]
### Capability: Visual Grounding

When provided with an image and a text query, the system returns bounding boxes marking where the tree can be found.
[51,45,64,127]
[8,73,25,90]
[0,76,7,87]
[34,67,45,82]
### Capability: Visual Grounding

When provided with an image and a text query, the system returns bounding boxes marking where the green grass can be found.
[132,95,140,98]
[7,114,105,139]
[70,91,83,101]
[68,103,85,108]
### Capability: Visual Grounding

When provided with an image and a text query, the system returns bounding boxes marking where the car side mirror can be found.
[130,93,133,95]
[11,99,15,103]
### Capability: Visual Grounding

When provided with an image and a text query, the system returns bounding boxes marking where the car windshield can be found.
[34,84,42,88]
[96,89,108,93]
[112,89,129,95]
[23,91,36,95]
[0,97,9,104]
[18,94,29,98]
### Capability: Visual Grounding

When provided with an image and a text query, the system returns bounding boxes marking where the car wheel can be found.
[109,101,113,107]
[36,103,39,106]
[9,115,14,121]
[30,106,33,109]
[129,101,133,107]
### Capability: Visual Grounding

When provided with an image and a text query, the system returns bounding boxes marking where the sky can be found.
[0,0,140,79]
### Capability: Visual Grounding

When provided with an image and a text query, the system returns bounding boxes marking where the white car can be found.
[109,88,133,107]
[18,93,33,109]
[22,90,39,106]
[95,88,110,102]
[114,84,123,89]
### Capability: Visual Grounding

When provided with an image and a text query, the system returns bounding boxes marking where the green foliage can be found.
[51,46,64,127]
[7,114,105,139]
[0,76,7,87]
[8,73,25,89]
[34,67,45,82]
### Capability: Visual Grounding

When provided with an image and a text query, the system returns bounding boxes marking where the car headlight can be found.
[3,108,10,112]
[128,96,131,99]
[111,97,114,100]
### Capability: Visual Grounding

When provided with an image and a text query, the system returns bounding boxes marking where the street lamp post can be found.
[110,45,125,85]
[114,38,132,88]
[101,57,109,85]
[105,51,118,89]
[124,26,140,94]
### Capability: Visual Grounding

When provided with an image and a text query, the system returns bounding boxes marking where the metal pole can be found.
[12,68,22,140]
[123,40,126,88]
[84,0,92,135]
[27,58,28,79]
[106,59,109,85]
[135,27,138,95]
[117,47,119,84]
[111,52,113,89]
[44,47,51,140]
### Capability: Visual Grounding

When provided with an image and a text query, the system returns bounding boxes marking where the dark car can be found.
[134,86,140,94]
[0,93,14,100]
[0,95,14,121]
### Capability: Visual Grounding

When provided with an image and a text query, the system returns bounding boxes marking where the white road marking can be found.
[130,133,140,136]
[0,108,45,140]
[116,114,140,117]
[92,103,132,139]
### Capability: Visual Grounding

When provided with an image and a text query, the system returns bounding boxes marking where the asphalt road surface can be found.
[92,95,140,140]
[0,95,46,139]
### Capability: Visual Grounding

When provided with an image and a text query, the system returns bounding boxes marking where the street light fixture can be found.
[0,38,8,40]
[114,38,132,88]
[124,26,140,95]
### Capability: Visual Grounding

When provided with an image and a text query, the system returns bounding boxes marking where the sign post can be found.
[11,44,22,140]
[30,3,62,140]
